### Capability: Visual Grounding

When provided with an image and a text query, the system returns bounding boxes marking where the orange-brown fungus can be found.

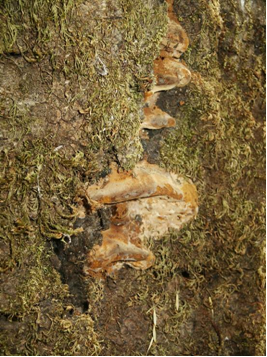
[83,162,198,278]
[142,0,191,130]
[83,0,197,278]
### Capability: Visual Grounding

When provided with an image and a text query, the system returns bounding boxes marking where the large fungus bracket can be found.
[83,162,198,278]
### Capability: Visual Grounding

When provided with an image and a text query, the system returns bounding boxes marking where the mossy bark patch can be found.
[0,0,167,354]
[0,0,265,355]
[157,0,265,355]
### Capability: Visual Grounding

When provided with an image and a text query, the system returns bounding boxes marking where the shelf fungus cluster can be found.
[83,162,198,278]
[142,0,191,131]
[83,0,198,278]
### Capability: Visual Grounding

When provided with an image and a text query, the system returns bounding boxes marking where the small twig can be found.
[147,306,157,355]
[175,291,180,312]
[37,174,42,199]
[53,145,64,152]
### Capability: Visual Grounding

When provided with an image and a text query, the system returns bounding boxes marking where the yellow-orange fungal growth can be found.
[83,162,198,278]
[83,0,197,278]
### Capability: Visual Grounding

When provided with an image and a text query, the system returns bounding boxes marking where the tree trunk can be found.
[0,0,265,355]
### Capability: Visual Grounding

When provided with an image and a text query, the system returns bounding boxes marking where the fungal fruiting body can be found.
[84,162,198,278]
[160,0,189,59]
[141,0,191,130]
[83,0,198,278]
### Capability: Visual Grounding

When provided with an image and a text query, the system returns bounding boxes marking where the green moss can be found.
[0,0,168,354]
[1,0,265,354]
[157,0,265,354]
[79,0,168,169]
[88,0,263,354]
[1,0,167,169]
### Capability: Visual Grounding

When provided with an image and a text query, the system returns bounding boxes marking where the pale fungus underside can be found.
[83,161,198,277]
[0,0,265,355]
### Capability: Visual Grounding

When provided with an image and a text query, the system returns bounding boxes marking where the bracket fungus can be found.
[141,0,191,130]
[160,0,189,59]
[141,58,191,130]
[152,57,191,93]
[83,162,198,278]
[82,0,198,278]
[141,105,176,130]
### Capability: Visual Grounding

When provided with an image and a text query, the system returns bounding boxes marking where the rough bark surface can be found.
[0,0,265,355]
